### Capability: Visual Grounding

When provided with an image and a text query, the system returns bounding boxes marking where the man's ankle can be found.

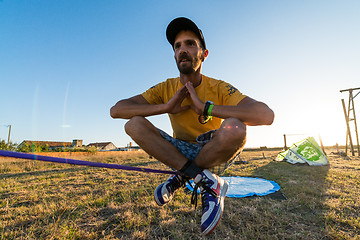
[179,160,203,179]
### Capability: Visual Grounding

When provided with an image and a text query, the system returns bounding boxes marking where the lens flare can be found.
[62,83,71,141]
[32,85,40,143]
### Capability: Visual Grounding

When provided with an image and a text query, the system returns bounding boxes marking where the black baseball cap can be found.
[166,17,206,49]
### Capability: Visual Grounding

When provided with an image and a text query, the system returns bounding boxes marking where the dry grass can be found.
[0,149,359,239]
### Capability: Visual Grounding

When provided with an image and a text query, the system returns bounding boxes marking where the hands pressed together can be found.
[166,82,205,115]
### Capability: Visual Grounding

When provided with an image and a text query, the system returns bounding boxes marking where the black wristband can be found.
[203,101,213,116]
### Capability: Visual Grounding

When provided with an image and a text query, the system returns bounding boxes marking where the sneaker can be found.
[191,169,229,236]
[154,174,189,206]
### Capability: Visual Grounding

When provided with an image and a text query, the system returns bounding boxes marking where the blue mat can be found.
[186,176,280,198]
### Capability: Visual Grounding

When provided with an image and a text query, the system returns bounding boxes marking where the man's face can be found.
[173,30,208,74]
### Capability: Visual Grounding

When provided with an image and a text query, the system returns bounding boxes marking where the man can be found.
[110,17,274,235]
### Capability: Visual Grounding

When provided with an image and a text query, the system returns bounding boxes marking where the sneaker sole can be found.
[154,183,166,206]
[202,180,229,236]
[154,195,164,206]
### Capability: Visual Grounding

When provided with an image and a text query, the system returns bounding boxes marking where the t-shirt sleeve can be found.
[218,81,247,105]
[141,82,164,105]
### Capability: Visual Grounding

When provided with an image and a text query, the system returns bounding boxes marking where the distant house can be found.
[117,142,141,151]
[86,142,117,151]
[118,145,142,151]
[17,139,83,151]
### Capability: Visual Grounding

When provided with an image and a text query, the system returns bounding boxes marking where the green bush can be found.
[16,142,43,153]
[0,139,17,151]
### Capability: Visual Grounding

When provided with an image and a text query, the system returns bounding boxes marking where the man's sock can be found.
[179,160,203,179]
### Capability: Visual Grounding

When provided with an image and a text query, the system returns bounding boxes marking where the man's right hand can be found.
[165,85,191,114]
[110,86,191,119]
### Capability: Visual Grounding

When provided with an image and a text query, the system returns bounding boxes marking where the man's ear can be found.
[201,49,209,62]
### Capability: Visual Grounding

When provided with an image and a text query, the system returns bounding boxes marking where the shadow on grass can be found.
[236,160,331,239]
[252,160,330,196]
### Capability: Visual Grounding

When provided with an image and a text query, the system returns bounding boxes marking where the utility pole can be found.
[283,134,305,150]
[7,124,11,145]
[283,134,287,150]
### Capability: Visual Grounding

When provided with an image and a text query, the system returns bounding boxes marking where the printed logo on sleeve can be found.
[225,84,238,96]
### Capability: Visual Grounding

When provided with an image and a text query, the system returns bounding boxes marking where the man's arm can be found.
[185,82,274,126]
[213,96,274,126]
[110,86,191,119]
[110,95,165,119]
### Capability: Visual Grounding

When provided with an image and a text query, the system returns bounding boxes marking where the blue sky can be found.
[1,0,360,148]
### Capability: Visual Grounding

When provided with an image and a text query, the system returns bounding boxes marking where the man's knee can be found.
[217,118,246,148]
[124,116,147,136]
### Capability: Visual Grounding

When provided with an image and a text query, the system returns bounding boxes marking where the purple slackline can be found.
[0,150,177,175]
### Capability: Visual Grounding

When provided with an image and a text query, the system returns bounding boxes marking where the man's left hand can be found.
[185,82,205,115]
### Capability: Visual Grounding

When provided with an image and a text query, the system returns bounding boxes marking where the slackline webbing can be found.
[0,150,177,175]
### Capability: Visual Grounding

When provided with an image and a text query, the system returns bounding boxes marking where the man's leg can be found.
[194,117,246,169]
[124,116,189,170]
[125,116,245,235]
[125,116,198,206]
[190,118,246,235]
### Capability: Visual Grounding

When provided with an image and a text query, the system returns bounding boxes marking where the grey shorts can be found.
[159,129,240,176]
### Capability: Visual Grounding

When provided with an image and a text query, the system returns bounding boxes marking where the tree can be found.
[16,142,32,152]
[16,142,43,152]
[0,139,17,151]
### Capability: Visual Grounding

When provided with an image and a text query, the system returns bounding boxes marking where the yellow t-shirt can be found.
[142,75,246,142]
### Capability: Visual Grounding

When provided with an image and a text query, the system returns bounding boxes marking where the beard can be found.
[176,53,202,74]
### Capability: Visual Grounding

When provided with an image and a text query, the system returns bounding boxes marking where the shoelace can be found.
[190,180,218,209]
[168,175,189,192]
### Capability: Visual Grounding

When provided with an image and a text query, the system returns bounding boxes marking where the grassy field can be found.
[0,149,359,239]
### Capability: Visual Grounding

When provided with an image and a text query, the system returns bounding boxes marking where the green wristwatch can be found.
[203,101,214,117]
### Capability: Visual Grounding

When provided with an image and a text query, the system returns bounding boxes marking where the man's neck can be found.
[179,72,202,88]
